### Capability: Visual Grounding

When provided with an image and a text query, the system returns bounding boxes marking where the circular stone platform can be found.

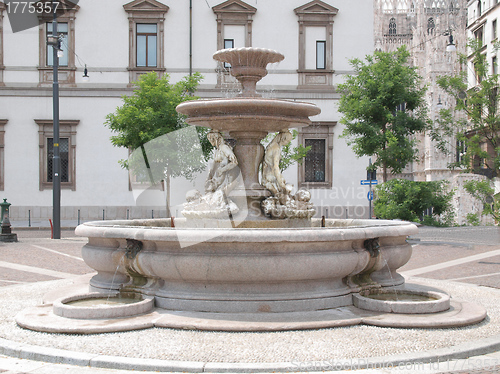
[4,275,499,372]
[16,280,485,333]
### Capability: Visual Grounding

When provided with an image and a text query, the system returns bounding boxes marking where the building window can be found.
[213,0,256,88]
[456,140,467,163]
[316,41,326,69]
[46,22,68,66]
[136,24,157,67]
[305,139,326,182]
[427,17,435,35]
[295,0,338,88]
[478,0,482,16]
[47,138,69,182]
[123,0,169,83]
[37,1,79,85]
[493,56,498,75]
[475,26,484,45]
[389,18,397,35]
[212,0,256,50]
[298,122,335,188]
[493,19,498,41]
[224,39,234,68]
[36,119,79,191]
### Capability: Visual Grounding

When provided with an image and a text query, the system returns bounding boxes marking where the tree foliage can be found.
[374,179,454,225]
[463,179,499,224]
[105,71,211,180]
[338,46,429,182]
[435,39,500,177]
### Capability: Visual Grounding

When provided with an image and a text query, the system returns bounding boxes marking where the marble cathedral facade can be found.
[374,0,467,182]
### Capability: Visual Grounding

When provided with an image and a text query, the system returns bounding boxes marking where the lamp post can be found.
[443,30,457,52]
[47,1,61,239]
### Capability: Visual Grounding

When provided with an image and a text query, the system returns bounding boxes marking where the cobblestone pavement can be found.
[0,225,499,373]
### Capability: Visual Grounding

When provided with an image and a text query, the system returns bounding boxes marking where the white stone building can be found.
[0,0,375,224]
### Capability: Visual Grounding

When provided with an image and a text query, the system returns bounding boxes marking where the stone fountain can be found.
[16,48,486,333]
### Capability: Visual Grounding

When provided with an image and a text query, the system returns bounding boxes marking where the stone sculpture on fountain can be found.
[182,130,240,219]
[261,130,314,219]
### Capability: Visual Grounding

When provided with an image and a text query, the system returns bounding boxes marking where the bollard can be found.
[0,199,11,225]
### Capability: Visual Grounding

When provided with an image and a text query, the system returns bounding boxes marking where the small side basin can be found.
[353,289,450,314]
[53,292,154,319]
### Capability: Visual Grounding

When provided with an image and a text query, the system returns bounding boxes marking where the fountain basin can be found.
[53,292,154,319]
[176,97,321,132]
[76,218,417,314]
[353,289,451,314]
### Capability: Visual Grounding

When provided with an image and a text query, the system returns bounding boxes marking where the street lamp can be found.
[444,30,457,52]
[436,95,444,110]
[82,65,89,81]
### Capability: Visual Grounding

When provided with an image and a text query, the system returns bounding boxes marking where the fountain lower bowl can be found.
[353,289,451,314]
[53,292,154,319]
[76,218,417,314]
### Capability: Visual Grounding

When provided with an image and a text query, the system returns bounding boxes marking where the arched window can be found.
[389,18,397,35]
[427,17,435,34]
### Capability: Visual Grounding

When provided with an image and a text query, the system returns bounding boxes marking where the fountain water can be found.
[15,48,486,333]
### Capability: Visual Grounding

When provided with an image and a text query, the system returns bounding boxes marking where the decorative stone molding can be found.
[294,0,338,89]
[37,0,80,87]
[36,119,79,191]
[123,0,169,84]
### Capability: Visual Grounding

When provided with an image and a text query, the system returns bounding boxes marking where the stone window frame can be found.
[0,119,6,191]
[294,0,338,89]
[36,119,79,191]
[0,1,4,87]
[298,121,335,189]
[123,0,169,84]
[37,0,80,86]
[212,0,256,88]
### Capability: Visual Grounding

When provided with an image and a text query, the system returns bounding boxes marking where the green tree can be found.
[463,179,499,224]
[435,39,500,178]
[374,179,454,226]
[338,46,429,182]
[105,71,208,215]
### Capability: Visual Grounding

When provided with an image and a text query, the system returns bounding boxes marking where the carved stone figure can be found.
[205,131,239,195]
[182,131,240,219]
[261,131,293,196]
[261,131,315,219]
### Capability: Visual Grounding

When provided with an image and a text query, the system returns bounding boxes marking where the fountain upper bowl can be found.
[176,97,321,132]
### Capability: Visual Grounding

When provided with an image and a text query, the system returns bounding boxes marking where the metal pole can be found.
[52,1,61,239]
[368,158,372,220]
[189,0,192,76]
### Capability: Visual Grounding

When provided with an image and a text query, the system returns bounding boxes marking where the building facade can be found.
[0,0,375,224]
[467,0,500,177]
[374,0,467,182]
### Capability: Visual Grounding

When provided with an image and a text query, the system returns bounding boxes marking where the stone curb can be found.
[1,333,500,372]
